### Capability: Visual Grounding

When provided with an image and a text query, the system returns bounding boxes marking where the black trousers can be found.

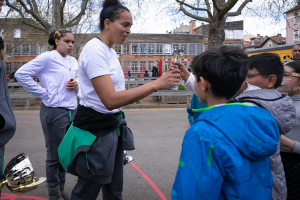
[71,137,124,200]
[281,152,300,200]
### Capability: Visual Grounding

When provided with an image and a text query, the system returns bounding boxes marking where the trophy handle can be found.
[0,179,8,191]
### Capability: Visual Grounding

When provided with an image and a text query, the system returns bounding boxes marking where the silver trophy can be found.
[0,153,46,193]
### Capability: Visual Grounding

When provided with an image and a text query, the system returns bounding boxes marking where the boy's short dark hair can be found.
[286,60,300,73]
[249,53,283,89]
[191,45,248,99]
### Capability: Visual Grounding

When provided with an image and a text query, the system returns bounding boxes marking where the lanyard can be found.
[96,37,102,42]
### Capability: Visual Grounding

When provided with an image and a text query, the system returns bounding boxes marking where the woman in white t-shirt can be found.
[60,0,180,199]
[15,29,78,200]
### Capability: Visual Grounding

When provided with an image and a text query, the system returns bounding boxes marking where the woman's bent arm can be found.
[91,70,181,110]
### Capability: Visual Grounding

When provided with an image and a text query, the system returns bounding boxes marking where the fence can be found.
[8,77,193,107]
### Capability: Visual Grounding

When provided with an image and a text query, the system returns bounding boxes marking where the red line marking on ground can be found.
[16,121,41,125]
[1,192,47,200]
[16,116,170,199]
[130,162,167,200]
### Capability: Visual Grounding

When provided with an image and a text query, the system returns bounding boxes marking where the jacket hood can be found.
[192,103,279,160]
[238,89,296,135]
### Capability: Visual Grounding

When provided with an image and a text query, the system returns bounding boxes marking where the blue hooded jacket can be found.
[172,103,279,200]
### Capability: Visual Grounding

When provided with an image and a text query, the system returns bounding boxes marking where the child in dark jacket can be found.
[172,46,279,200]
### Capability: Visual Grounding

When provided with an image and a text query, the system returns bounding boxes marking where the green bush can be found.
[178,84,187,90]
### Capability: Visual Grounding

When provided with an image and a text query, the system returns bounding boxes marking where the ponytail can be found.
[48,29,71,50]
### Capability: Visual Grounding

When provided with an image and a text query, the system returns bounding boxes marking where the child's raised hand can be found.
[169,61,190,82]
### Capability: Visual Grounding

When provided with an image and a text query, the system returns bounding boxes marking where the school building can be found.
[0,18,244,76]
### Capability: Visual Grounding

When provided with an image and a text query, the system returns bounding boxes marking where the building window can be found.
[294,29,299,40]
[148,43,155,54]
[173,44,179,53]
[180,44,187,55]
[123,44,130,54]
[165,44,171,55]
[295,14,299,24]
[31,44,37,55]
[140,61,146,71]
[22,44,29,55]
[132,43,138,55]
[14,29,21,38]
[39,44,46,54]
[5,44,12,56]
[4,62,11,72]
[188,44,195,55]
[0,29,3,37]
[112,44,121,55]
[195,44,203,55]
[123,60,130,71]
[148,61,155,71]
[131,61,138,72]
[251,39,255,46]
[164,61,171,72]
[14,45,21,55]
[140,43,146,54]
[156,43,163,55]
[268,42,272,47]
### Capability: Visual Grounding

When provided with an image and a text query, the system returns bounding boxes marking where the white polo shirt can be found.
[78,38,125,114]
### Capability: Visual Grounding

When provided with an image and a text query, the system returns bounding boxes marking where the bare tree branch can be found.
[5,0,52,31]
[175,0,210,12]
[226,0,252,17]
[60,0,67,27]
[22,20,48,32]
[220,0,239,16]
[175,0,213,18]
[25,0,39,14]
[211,0,222,13]
[204,0,211,13]
[5,0,46,32]
[26,0,35,13]
[179,3,211,23]
[65,0,89,28]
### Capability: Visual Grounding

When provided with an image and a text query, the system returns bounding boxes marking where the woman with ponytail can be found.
[15,29,78,200]
[58,0,180,199]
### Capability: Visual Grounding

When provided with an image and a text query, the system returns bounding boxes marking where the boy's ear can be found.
[200,77,210,92]
[267,74,277,89]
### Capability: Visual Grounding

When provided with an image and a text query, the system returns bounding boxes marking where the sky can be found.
[0,0,292,38]
[129,0,289,37]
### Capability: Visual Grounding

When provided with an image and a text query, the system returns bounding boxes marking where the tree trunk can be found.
[207,0,226,49]
[208,17,226,49]
[51,0,63,33]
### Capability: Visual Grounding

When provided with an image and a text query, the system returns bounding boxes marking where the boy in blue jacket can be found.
[172,46,279,200]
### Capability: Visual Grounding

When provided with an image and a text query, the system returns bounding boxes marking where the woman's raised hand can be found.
[155,69,181,90]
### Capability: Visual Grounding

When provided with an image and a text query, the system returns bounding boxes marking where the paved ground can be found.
[1,108,190,200]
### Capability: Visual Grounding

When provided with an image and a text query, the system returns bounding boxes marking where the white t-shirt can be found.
[78,38,125,114]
